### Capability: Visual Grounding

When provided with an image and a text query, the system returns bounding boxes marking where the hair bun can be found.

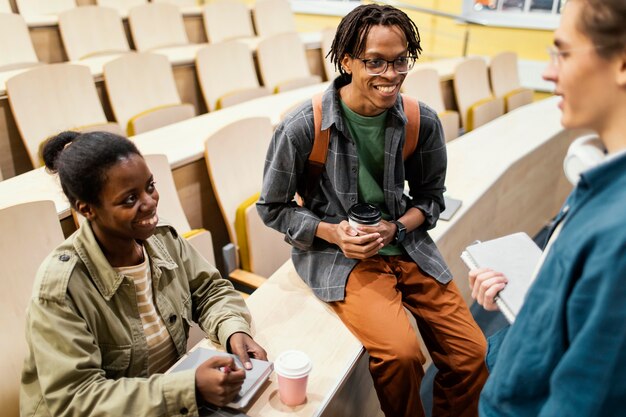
[42,131,80,172]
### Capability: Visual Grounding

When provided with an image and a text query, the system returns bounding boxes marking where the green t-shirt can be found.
[340,100,403,256]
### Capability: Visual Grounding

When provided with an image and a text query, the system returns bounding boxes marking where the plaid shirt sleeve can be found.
[256,105,323,250]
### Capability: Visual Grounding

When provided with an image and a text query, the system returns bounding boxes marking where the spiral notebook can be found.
[168,347,273,410]
[460,232,542,323]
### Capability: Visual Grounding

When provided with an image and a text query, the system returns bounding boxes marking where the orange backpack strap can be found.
[301,93,329,204]
[401,94,420,160]
[310,93,329,168]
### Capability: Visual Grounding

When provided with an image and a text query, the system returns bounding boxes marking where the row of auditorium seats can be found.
[2,0,299,41]
[0,0,320,88]
[0,50,531,178]
[3,45,317,169]
[403,52,533,141]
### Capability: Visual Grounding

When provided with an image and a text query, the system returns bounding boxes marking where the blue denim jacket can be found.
[480,151,626,417]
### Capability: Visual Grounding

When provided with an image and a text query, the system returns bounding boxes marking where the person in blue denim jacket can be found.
[469,0,626,415]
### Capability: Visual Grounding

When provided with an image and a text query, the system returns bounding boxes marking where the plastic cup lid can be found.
[347,203,382,224]
[274,350,312,378]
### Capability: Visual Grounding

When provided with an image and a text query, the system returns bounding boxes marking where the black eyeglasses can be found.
[352,55,417,75]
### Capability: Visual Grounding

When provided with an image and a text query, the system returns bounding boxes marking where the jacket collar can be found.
[73,221,178,300]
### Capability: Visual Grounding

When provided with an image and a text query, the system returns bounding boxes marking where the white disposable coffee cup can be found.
[274,350,312,406]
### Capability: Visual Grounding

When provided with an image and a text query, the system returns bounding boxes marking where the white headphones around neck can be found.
[563,134,606,185]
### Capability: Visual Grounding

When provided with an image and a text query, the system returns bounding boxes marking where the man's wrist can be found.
[315,221,338,245]
[391,220,407,244]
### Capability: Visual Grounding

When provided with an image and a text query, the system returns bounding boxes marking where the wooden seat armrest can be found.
[216,87,271,110]
[229,268,267,289]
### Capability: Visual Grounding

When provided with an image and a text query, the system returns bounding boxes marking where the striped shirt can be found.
[115,247,178,374]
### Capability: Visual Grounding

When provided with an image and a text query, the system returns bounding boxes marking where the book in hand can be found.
[460,232,542,324]
[168,347,273,409]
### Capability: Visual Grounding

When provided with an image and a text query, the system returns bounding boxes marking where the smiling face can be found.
[542,1,623,134]
[341,24,409,116]
[81,154,159,248]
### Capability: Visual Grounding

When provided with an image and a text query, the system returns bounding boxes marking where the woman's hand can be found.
[195,356,245,407]
[469,267,508,311]
[228,332,268,370]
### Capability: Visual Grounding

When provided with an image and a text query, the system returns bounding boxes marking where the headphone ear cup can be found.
[563,134,606,185]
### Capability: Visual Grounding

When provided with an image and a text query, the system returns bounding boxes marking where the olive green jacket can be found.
[20,220,251,417]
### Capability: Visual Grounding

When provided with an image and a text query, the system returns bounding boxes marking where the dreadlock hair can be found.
[328,4,422,77]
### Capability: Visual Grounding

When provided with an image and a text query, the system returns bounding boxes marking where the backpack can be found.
[300,93,420,205]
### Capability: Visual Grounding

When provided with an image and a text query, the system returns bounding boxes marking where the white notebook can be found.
[168,347,273,409]
[461,232,542,323]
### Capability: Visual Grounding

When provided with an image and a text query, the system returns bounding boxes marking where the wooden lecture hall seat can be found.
[489,51,534,112]
[6,64,123,168]
[152,0,198,8]
[253,0,297,38]
[0,0,12,13]
[203,117,291,280]
[453,57,505,132]
[0,12,39,71]
[128,2,193,52]
[58,5,130,62]
[103,52,195,136]
[321,26,340,81]
[202,0,255,44]
[404,67,461,142]
[95,0,147,16]
[0,200,65,417]
[257,32,323,94]
[196,42,270,112]
[139,154,250,312]
[15,0,75,19]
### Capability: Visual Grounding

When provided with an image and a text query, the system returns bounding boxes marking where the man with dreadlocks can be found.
[257,4,488,416]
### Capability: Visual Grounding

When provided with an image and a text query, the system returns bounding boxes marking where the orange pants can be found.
[330,255,488,417]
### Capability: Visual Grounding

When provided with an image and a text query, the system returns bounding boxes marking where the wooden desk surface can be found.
[231,261,363,417]
[431,95,564,241]
[0,167,68,216]
[0,54,123,97]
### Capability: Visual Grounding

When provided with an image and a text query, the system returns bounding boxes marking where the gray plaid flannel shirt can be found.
[257,78,452,302]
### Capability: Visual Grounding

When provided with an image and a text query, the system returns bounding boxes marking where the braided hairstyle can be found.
[328,4,422,77]
[42,131,141,207]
